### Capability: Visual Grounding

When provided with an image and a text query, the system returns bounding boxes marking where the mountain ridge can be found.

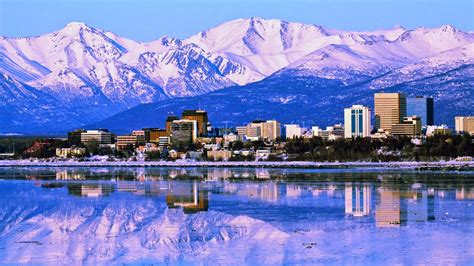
[1,18,473,133]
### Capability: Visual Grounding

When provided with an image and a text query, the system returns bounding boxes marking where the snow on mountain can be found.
[367,43,474,89]
[0,18,473,133]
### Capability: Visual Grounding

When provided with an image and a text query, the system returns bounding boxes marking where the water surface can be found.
[0,167,473,264]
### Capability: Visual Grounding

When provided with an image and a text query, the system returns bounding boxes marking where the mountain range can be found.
[1,17,473,134]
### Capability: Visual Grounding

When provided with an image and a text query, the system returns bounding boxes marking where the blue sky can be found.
[0,0,473,41]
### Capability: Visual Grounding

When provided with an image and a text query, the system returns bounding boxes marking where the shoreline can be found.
[0,160,473,170]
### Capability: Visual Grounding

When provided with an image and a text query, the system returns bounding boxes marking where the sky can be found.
[0,0,473,41]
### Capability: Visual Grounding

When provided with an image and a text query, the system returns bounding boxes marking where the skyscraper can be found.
[344,105,371,138]
[406,96,434,126]
[182,110,209,137]
[374,93,406,133]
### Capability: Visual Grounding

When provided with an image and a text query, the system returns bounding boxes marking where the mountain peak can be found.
[64,22,89,29]
[439,24,459,33]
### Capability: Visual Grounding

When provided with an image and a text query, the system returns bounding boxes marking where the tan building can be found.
[374,93,406,133]
[116,135,138,150]
[143,128,168,143]
[243,120,281,141]
[207,150,232,161]
[391,116,422,136]
[182,110,209,137]
[455,116,474,135]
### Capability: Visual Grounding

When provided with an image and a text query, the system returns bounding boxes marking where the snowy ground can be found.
[0,159,473,170]
[0,175,473,264]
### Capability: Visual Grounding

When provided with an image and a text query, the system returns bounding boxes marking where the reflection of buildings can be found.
[166,182,209,214]
[223,181,282,203]
[406,190,435,222]
[206,169,232,180]
[56,171,85,180]
[376,189,406,227]
[456,188,474,200]
[68,184,114,197]
[375,187,435,227]
[345,183,371,217]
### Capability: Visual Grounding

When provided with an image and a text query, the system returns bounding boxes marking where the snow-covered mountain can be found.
[1,18,473,133]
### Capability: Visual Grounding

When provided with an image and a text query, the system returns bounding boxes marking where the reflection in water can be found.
[376,189,406,227]
[1,168,473,264]
[456,187,474,200]
[166,181,209,214]
[345,183,371,217]
[68,183,115,197]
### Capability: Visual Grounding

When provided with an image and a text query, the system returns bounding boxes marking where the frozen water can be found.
[0,167,472,264]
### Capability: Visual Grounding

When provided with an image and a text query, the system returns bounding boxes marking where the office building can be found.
[344,105,371,138]
[426,125,451,137]
[374,93,406,132]
[116,135,139,150]
[407,96,434,126]
[143,128,168,143]
[166,115,180,135]
[455,116,474,135]
[81,130,112,144]
[170,119,198,147]
[182,110,209,137]
[238,120,281,141]
[282,124,302,139]
[68,129,86,145]
[236,126,247,136]
[311,126,320,137]
[391,116,422,136]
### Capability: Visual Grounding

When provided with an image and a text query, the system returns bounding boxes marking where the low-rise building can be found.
[392,116,422,136]
[81,130,112,144]
[56,147,86,158]
[116,135,138,150]
[207,150,232,161]
[426,125,451,137]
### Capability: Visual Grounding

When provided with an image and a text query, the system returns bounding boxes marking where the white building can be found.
[426,125,451,137]
[283,124,302,139]
[344,105,371,138]
[81,130,113,144]
[311,126,320,137]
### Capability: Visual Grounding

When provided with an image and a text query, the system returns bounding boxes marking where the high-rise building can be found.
[245,120,281,141]
[81,130,112,144]
[455,116,474,135]
[344,105,371,138]
[374,93,406,132]
[166,116,179,135]
[282,124,302,139]
[170,119,198,147]
[391,116,422,136]
[182,110,209,137]
[407,96,434,126]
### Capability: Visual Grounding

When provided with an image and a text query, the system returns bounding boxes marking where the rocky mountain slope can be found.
[1,18,472,133]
